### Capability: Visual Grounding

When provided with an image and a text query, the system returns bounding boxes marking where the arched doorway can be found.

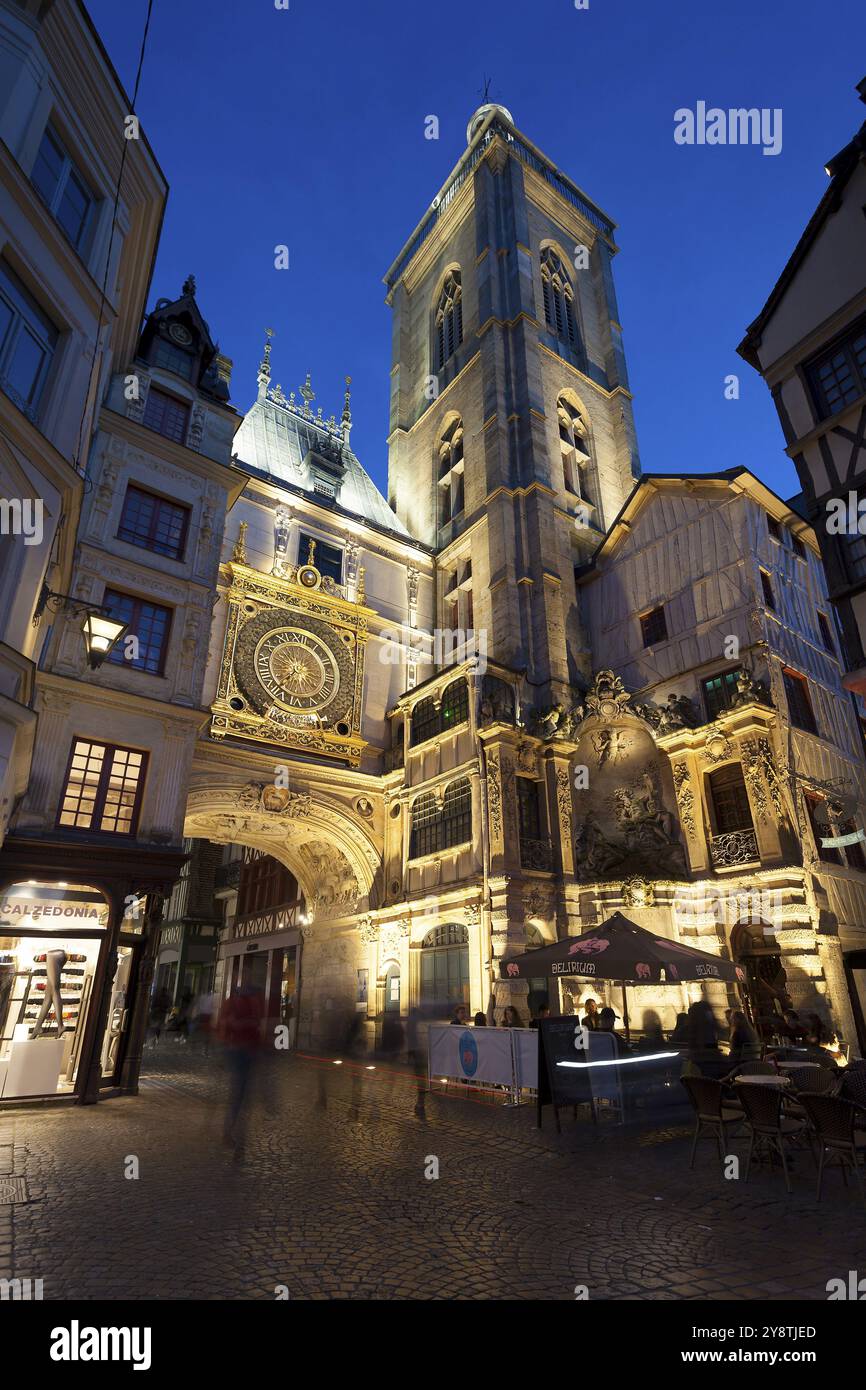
[731,920,789,1033]
[384,961,401,1013]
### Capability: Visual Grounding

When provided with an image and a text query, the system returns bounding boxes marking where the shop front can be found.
[217,927,301,1046]
[0,836,185,1105]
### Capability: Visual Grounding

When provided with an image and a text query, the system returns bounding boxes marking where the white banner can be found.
[511,1027,540,1090]
[428,1024,516,1088]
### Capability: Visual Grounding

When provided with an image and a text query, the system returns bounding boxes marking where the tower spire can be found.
[341,375,352,443]
[257,327,274,400]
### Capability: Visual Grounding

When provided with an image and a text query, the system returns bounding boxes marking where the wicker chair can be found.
[738,1082,807,1194]
[798,1094,866,1206]
[681,1076,743,1169]
[838,1068,866,1130]
[785,1066,839,1096]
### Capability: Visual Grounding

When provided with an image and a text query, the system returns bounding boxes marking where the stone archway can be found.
[183,778,381,916]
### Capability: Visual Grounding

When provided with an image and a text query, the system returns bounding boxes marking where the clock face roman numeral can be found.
[252,625,341,712]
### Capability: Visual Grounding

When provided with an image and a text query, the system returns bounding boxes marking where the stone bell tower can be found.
[383,102,640,706]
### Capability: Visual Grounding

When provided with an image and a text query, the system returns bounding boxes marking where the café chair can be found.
[798,1094,866,1207]
[739,1083,807,1194]
[680,1076,743,1170]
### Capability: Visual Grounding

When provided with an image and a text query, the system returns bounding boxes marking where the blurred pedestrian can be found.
[147,987,170,1047]
[473,1011,487,1026]
[407,1005,428,1118]
[218,979,265,1154]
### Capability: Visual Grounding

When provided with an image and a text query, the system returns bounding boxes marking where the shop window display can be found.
[0,881,108,1099]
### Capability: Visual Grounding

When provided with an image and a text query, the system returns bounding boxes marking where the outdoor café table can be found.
[733,1074,791,1087]
[775,1061,822,1071]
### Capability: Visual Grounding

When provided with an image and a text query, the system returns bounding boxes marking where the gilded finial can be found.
[182,274,197,297]
[300,372,315,409]
[232,520,248,564]
[307,537,317,566]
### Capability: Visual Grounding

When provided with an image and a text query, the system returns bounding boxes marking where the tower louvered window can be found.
[557,396,598,513]
[541,248,577,346]
[438,417,465,528]
[435,270,463,370]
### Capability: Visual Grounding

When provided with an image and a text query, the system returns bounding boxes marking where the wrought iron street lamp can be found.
[34,583,129,669]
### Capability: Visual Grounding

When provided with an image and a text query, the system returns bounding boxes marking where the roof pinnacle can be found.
[341,375,352,442]
[257,327,274,400]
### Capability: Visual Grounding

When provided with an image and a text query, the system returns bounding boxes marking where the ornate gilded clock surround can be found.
[210,560,370,766]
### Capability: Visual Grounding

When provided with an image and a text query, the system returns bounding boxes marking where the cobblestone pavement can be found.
[1,1044,865,1301]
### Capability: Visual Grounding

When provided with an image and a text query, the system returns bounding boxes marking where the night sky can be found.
[86,0,866,509]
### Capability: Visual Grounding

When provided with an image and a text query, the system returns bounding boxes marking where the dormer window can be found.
[298,532,343,584]
[151,329,196,381]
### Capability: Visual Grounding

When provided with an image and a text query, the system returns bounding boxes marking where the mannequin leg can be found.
[30,951,67,1039]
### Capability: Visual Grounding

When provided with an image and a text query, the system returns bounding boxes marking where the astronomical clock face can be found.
[254,626,340,712]
[211,566,368,765]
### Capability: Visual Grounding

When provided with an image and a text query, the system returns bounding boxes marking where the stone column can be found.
[545,750,576,878]
[489,875,529,1024]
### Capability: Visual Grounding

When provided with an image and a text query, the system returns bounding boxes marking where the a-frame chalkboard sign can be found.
[536,1016,596,1132]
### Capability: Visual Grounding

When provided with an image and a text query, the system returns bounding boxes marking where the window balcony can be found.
[709,828,759,868]
[520,837,554,872]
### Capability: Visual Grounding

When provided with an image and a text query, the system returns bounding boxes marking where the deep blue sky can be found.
[87,0,866,508]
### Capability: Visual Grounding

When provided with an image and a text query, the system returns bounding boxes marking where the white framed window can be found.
[31,124,96,252]
[0,260,58,421]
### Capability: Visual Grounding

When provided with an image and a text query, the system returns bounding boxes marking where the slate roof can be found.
[232,394,411,539]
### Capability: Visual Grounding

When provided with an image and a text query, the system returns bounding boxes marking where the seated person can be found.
[782,1009,806,1042]
[728,1009,761,1065]
[669,1012,690,1047]
[581,998,599,1031]
[596,1006,630,1056]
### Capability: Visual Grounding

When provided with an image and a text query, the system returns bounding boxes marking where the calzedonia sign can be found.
[0,897,107,927]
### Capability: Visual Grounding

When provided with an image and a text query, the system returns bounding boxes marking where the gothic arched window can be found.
[441,777,472,849]
[435,269,463,370]
[541,248,577,346]
[438,416,465,528]
[410,696,439,747]
[557,395,598,511]
[410,792,441,858]
[441,678,469,731]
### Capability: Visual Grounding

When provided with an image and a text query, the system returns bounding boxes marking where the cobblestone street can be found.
[0,1044,864,1301]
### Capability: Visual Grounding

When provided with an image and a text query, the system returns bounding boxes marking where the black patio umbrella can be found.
[500,911,745,1040]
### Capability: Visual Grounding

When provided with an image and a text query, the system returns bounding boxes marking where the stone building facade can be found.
[4,34,866,1104]
[187,107,866,1056]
